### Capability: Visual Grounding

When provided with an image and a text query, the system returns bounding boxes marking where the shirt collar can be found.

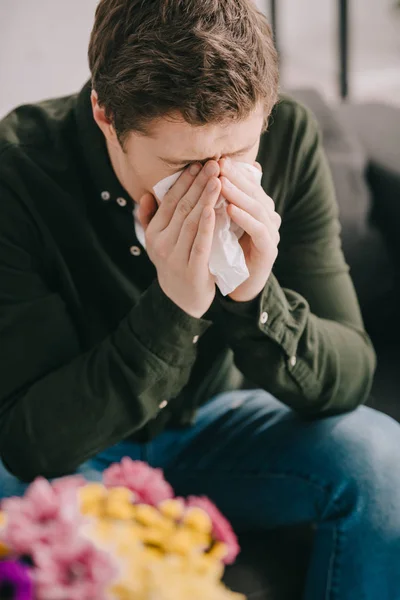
[74,80,133,208]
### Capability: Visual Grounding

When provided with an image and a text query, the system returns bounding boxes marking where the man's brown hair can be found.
[88,0,279,143]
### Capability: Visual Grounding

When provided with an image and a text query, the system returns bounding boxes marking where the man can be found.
[0,0,399,596]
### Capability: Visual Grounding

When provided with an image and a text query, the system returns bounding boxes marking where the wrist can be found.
[228,291,260,303]
[227,272,271,303]
[228,284,265,303]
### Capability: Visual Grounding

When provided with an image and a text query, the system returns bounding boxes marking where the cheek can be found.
[132,159,168,195]
[148,166,182,206]
[241,146,260,165]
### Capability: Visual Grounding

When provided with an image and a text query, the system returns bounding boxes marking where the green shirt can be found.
[0,82,376,481]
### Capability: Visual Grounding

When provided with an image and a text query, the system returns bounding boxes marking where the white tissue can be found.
[135,162,262,296]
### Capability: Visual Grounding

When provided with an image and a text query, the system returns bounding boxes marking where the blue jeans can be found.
[1,389,400,599]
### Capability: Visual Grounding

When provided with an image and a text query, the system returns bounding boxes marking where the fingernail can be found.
[190,163,201,176]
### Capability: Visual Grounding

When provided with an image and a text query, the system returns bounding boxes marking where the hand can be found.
[138,161,221,318]
[219,158,281,302]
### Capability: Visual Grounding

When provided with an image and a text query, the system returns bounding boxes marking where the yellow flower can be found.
[165,527,201,555]
[80,484,137,521]
[142,558,245,600]
[183,506,213,534]
[141,526,167,547]
[142,546,164,562]
[159,498,185,521]
[105,489,137,521]
[78,484,241,600]
[208,541,228,562]
[109,584,132,600]
[135,504,160,525]
[135,504,173,531]
[107,487,134,505]
[92,519,115,543]
[185,528,211,551]
[186,553,224,579]
[79,483,107,517]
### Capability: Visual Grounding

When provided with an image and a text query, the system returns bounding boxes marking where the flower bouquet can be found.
[0,458,244,600]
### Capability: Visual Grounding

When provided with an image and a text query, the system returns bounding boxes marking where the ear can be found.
[90,90,119,147]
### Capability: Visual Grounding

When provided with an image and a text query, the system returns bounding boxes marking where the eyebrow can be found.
[158,139,259,166]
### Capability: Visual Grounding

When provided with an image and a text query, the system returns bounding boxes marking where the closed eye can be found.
[167,163,192,170]
[160,138,259,170]
[167,154,246,171]
[165,160,200,171]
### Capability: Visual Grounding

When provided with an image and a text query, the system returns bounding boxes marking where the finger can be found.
[167,161,220,245]
[150,162,203,232]
[220,177,268,224]
[138,193,158,231]
[189,206,216,270]
[220,157,258,194]
[221,176,281,246]
[177,177,221,262]
[253,161,263,171]
[220,158,274,211]
[228,204,279,250]
[222,176,281,235]
[272,210,282,231]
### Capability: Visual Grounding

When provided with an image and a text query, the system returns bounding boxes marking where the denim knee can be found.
[320,406,400,476]
[303,406,400,521]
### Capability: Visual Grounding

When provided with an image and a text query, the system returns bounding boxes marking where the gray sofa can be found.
[223,89,400,599]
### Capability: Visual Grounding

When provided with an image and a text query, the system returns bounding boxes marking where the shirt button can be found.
[192,335,199,344]
[117,197,127,207]
[159,400,168,409]
[260,312,268,324]
[129,246,141,256]
[289,355,297,367]
[101,191,111,201]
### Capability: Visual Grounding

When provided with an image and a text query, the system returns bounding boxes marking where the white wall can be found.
[1,0,399,118]
[0,0,97,116]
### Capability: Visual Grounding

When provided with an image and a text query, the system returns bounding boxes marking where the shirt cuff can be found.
[256,274,304,358]
[217,273,307,359]
[127,279,212,366]
[217,289,260,317]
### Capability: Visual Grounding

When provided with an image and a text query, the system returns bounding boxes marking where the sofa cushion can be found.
[338,103,400,343]
[224,526,313,600]
[288,90,396,344]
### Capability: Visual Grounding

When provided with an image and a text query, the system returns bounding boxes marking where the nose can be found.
[198,156,221,166]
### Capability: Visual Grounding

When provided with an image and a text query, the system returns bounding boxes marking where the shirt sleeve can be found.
[216,103,376,416]
[0,187,209,481]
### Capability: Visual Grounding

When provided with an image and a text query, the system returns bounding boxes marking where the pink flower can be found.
[1,476,85,555]
[186,496,240,564]
[1,476,117,600]
[51,475,87,495]
[32,537,117,600]
[103,458,174,505]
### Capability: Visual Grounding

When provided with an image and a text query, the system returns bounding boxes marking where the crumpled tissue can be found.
[134,162,262,296]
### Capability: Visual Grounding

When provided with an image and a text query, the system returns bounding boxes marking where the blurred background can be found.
[0,0,399,116]
[0,3,399,598]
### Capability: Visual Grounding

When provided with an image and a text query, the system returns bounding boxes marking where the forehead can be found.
[131,105,265,158]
